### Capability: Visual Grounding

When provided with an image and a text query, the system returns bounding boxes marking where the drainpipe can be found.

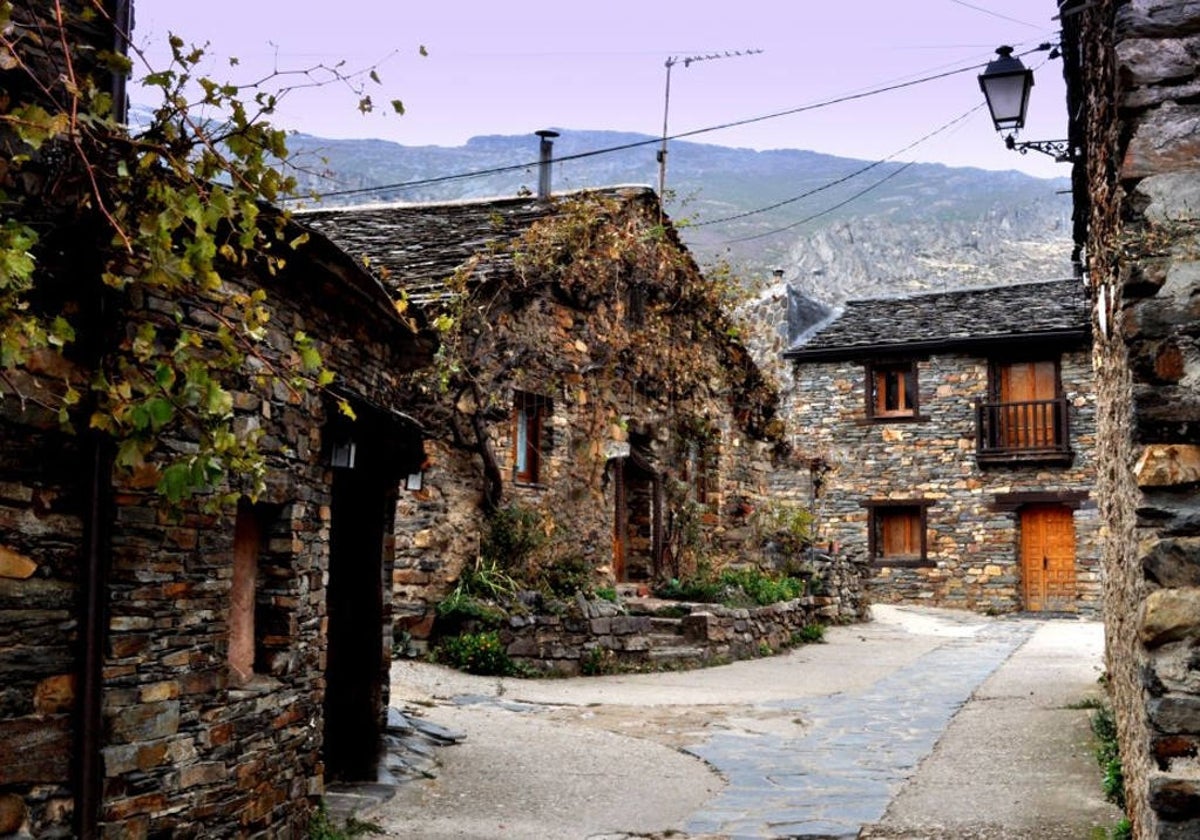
[79,5,128,834]
[535,129,559,201]
[109,0,133,123]
[78,434,112,840]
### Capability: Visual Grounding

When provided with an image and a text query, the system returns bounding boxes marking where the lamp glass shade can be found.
[978,48,1034,132]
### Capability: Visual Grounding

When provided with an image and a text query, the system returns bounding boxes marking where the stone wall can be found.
[1069,1,1200,836]
[0,419,86,837]
[0,243,426,836]
[501,568,864,677]
[786,347,1100,614]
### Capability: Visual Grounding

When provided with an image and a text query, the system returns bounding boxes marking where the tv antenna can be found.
[658,49,764,208]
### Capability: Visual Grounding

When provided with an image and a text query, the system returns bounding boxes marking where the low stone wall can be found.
[502,593,861,676]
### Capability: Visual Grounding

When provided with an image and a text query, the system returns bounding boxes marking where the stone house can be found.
[0,206,432,837]
[302,185,799,643]
[0,5,435,832]
[783,278,1100,614]
[1058,0,1200,835]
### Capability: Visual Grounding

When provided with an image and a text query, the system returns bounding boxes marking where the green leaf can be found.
[114,438,147,469]
[391,99,405,115]
[159,462,193,503]
[48,316,75,347]
[147,397,174,429]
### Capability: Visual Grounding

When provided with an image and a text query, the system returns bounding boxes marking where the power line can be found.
[284,47,1044,204]
[691,104,984,228]
[947,0,1047,29]
[722,162,918,244]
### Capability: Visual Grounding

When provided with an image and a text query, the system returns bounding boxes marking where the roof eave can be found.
[784,327,1092,362]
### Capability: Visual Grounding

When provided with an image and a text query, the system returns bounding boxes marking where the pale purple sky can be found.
[130,0,1070,178]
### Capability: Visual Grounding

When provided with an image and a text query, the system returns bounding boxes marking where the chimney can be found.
[535,129,559,200]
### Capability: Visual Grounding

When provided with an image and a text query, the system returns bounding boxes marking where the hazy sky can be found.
[130,0,1071,179]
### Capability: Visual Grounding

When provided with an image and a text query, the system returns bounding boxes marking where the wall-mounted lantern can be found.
[330,439,357,469]
[978,45,1077,163]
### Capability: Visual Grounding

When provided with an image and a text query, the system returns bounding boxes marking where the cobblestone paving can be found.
[681,617,1038,839]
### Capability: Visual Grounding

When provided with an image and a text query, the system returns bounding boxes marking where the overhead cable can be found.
[691,104,983,228]
[283,45,1048,204]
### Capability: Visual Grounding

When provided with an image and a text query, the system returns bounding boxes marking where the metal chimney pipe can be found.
[535,129,559,200]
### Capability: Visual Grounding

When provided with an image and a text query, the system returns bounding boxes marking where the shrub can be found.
[435,591,507,628]
[720,567,805,606]
[752,501,815,555]
[654,566,805,606]
[792,623,825,644]
[654,575,725,603]
[481,503,547,571]
[594,586,618,603]
[437,631,514,676]
[580,646,617,676]
[537,554,592,599]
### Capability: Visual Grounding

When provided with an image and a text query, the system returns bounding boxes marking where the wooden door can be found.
[1020,505,1076,611]
[612,459,627,582]
[999,361,1057,448]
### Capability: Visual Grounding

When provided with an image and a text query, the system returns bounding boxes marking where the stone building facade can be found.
[0,218,430,837]
[784,279,1100,614]
[1059,0,1200,835]
[303,188,808,643]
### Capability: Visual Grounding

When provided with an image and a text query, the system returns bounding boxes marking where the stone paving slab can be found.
[682,619,1037,839]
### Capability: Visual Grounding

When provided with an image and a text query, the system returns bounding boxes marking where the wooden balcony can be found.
[975,397,1072,466]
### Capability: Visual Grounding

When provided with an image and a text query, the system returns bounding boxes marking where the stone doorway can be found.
[1020,504,1077,612]
[612,453,662,583]
[323,457,387,781]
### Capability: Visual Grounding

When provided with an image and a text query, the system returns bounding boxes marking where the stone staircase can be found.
[635,606,710,670]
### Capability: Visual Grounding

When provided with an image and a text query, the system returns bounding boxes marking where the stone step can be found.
[649,616,685,635]
[647,645,708,665]
[647,633,686,649]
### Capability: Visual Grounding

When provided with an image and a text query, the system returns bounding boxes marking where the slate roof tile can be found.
[785,278,1090,360]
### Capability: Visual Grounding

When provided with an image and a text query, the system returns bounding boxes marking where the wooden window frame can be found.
[863,500,934,567]
[513,391,550,485]
[865,360,923,422]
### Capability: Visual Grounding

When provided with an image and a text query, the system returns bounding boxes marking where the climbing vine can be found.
[0,1,402,502]
[405,192,780,515]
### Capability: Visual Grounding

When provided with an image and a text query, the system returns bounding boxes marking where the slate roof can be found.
[296,186,658,306]
[784,279,1090,361]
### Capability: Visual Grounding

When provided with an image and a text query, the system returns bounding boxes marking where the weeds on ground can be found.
[308,803,384,839]
[1088,701,1129,840]
[791,623,826,645]
[1091,704,1126,811]
[580,646,618,676]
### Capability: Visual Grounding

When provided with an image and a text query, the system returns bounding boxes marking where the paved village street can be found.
[366,605,1121,839]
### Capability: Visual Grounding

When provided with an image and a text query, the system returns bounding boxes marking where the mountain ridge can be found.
[286,128,1074,304]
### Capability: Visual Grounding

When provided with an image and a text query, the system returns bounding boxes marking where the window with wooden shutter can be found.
[867,361,919,420]
[865,501,931,565]
[513,391,549,484]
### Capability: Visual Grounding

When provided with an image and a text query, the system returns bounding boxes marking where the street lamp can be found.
[978,46,1033,132]
[978,45,1077,163]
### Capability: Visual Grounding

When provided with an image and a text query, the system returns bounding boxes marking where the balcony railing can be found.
[975,397,1072,465]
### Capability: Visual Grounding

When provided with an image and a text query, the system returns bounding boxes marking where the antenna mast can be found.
[657,49,764,212]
